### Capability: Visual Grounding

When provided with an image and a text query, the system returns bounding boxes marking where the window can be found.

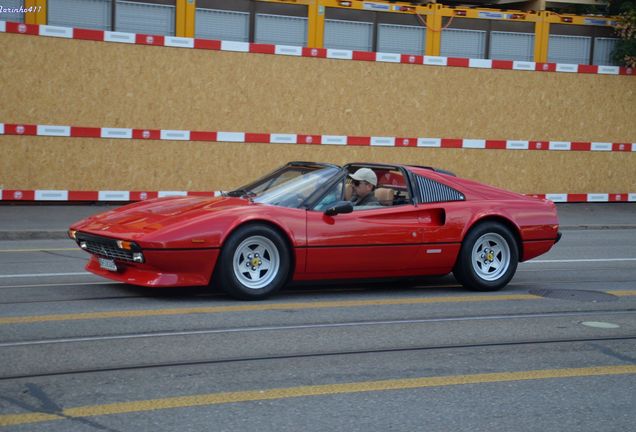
[250,169,306,196]
[255,13,307,46]
[441,28,487,59]
[227,164,340,210]
[490,31,534,62]
[3,0,24,22]
[195,8,249,41]
[252,167,339,209]
[313,180,345,212]
[115,0,175,36]
[313,167,412,212]
[324,19,373,51]
[377,23,425,55]
[48,0,111,30]
[593,37,619,66]
[548,34,591,64]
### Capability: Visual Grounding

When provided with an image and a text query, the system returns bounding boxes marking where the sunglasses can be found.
[352,180,363,187]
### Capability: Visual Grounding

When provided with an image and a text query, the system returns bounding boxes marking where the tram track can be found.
[1,309,634,381]
[2,335,634,382]
[2,309,635,348]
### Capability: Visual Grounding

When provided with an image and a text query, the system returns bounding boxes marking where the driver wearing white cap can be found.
[349,168,380,207]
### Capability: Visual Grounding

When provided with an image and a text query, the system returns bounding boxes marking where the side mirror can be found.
[324,201,354,216]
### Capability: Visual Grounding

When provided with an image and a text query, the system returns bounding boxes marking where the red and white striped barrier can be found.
[0,190,221,202]
[1,20,633,77]
[2,123,635,153]
[0,190,634,203]
[530,193,636,203]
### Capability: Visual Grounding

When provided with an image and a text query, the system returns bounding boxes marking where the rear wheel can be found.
[215,224,290,300]
[453,222,519,291]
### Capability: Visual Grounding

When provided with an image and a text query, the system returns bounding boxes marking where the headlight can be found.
[116,240,133,250]
[69,229,77,240]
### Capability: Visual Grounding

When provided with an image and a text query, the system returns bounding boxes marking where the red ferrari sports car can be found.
[69,162,561,300]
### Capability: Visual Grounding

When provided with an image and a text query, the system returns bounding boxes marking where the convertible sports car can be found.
[69,162,561,300]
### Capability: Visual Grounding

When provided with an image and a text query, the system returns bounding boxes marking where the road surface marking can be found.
[524,258,636,263]
[0,258,632,280]
[581,321,620,329]
[608,290,636,297]
[0,281,112,289]
[3,310,633,348]
[0,272,90,279]
[0,294,540,325]
[1,365,634,427]
[2,289,635,325]
[0,248,78,253]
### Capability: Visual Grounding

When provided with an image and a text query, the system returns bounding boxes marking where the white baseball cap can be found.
[349,168,377,187]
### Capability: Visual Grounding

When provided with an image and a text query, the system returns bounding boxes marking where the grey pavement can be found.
[0,204,121,240]
[0,202,634,240]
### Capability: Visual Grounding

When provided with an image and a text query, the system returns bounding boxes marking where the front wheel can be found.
[453,222,519,292]
[215,224,291,300]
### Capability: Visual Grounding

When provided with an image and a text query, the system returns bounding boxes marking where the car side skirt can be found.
[292,243,461,281]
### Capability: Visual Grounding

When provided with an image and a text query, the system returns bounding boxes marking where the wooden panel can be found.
[0,33,634,142]
[1,136,634,194]
[0,32,634,194]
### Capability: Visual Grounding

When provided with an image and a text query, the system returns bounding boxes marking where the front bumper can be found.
[84,248,220,287]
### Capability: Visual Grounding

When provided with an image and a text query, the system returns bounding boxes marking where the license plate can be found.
[98,257,118,272]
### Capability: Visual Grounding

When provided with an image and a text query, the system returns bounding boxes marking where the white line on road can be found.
[0,259,633,279]
[0,281,113,288]
[2,310,634,348]
[0,272,91,279]
[523,258,636,264]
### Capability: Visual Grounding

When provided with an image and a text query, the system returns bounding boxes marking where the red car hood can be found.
[72,196,252,240]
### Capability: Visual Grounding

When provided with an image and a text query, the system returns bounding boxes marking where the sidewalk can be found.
[0,204,120,240]
[0,203,635,240]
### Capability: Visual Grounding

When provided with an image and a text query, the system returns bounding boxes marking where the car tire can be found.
[453,221,519,292]
[215,224,291,300]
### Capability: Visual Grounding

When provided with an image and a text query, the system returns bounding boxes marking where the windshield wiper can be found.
[226,189,256,199]
[226,189,247,197]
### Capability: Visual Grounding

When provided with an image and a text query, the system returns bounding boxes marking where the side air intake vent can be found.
[416,175,465,204]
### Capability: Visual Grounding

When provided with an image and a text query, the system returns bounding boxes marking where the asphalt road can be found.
[0,204,634,431]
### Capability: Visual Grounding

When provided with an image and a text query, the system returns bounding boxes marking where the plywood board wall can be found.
[1,33,634,194]
[1,33,635,142]
[1,136,634,194]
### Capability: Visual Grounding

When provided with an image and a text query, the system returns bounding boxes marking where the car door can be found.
[303,167,464,279]
[304,203,426,277]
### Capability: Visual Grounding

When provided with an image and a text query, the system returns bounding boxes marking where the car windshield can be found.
[229,164,342,209]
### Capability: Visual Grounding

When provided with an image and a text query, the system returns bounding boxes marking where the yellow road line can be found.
[608,290,636,297]
[0,294,539,325]
[1,365,634,427]
[2,290,634,325]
